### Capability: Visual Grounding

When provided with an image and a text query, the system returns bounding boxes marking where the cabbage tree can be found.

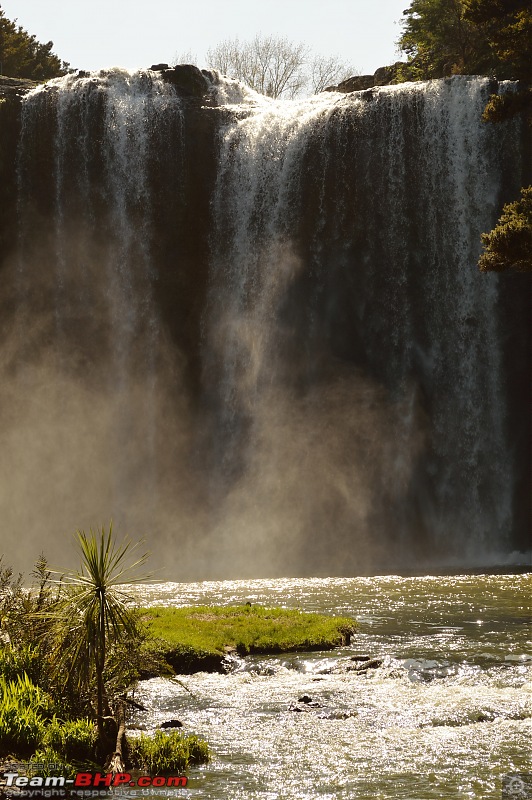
[48,525,149,747]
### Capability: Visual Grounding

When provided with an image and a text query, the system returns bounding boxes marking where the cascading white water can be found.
[205,76,524,569]
[2,71,528,576]
[9,70,186,554]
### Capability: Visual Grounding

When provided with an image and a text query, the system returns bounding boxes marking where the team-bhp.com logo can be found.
[2,771,187,791]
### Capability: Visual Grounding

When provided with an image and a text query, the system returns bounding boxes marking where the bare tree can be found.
[207,34,310,99]
[173,49,198,66]
[309,54,356,94]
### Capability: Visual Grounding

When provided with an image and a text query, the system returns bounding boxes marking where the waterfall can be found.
[205,76,525,569]
[1,71,528,576]
[9,70,187,553]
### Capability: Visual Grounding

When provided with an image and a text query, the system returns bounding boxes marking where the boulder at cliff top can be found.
[157,64,211,98]
[326,62,405,93]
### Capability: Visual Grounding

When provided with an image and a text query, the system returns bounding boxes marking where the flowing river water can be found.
[111,573,532,800]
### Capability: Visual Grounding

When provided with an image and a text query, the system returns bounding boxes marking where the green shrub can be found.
[43,717,97,763]
[0,673,53,715]
[0,673,54,754]
[0,674,52,754]
[478,186,532,273]
[0,704,45,754]
[29,748,76,778]
[0,645,43,684]
[128,729,209,774]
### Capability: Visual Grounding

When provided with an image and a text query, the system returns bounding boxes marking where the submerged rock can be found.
[288,696,355,719]
[346,658,384,673]
[356,658,382,670]
[317,708,356,720]
[289,694,322,711]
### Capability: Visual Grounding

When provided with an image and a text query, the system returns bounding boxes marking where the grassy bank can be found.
[141,605,356,673]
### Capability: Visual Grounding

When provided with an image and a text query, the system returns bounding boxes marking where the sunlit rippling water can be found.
[113,574,530,799]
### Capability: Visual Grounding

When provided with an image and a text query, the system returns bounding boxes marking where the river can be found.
[111,573,532,799]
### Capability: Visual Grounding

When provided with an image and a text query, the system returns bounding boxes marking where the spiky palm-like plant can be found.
[48,524,149,747]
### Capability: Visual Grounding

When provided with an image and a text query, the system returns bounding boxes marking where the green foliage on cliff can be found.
[397,0,531,84]
[464,0,531,83]
[398,0,484,80]
[478,187,532,273]
[481,87,532,123]
[0,5,69,80]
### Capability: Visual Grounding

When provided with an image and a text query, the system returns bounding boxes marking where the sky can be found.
[2,0,409,77]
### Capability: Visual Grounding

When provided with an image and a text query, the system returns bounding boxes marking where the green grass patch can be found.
[129,729,209,774]
[0,644,43,684]
[0,670,98,766]
[141,605,356,659]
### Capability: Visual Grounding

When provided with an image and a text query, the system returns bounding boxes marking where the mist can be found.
[0,224,426,579]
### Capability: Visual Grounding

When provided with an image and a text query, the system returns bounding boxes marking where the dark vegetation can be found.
[478,186,532,272]
[0,5,69,80]
[397,0,530,85]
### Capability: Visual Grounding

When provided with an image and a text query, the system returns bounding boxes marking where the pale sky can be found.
[2,0,408,77]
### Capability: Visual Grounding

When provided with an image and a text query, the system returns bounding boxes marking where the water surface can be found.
[121,574,531,799]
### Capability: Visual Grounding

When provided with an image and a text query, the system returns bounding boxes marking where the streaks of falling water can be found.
[16,69,184,523]
[206,76,523,565]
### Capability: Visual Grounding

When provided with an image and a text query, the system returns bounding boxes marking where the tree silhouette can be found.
[0,6,69,80]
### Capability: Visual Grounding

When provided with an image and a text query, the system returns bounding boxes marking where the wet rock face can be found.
[1,72,224,397]
[0,79,35,262]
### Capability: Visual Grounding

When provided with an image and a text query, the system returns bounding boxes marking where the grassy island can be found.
[141,605,357,674]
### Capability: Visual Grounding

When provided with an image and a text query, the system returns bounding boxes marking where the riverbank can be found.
[140,605,357,674]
